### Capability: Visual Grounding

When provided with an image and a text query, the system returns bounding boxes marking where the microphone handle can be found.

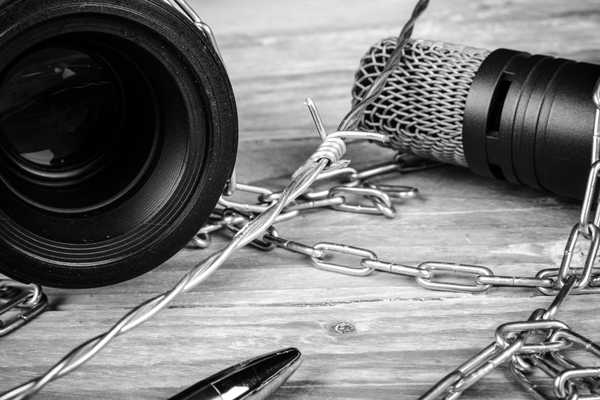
[463,48,600,199]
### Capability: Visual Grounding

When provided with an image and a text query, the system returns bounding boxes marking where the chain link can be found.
[510,329,600,400]
[0,281,48,337]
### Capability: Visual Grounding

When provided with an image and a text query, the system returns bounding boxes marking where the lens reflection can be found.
[0,47,121,178]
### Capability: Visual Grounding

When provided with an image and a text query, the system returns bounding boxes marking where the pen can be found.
[168,348,302,400]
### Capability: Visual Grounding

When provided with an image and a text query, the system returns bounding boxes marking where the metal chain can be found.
[0,281,47,337]
[194,208,600,295]
[204,81,600,298]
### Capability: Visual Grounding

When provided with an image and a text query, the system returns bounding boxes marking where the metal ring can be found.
[310,243,376,276]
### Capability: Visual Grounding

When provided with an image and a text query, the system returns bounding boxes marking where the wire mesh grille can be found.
[352,38,490,167]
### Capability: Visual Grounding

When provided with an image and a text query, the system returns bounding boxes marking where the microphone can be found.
[352,39,600,200]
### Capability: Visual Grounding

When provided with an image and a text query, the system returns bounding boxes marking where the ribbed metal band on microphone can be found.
[352,38,490,167]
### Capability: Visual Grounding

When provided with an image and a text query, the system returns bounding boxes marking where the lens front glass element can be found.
[0,36,159,214]
[0,47,122,180]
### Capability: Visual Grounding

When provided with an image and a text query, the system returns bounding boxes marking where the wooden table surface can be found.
[2,1,600,399]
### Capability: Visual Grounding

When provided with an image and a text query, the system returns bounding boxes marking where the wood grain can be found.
[1,1,600,399]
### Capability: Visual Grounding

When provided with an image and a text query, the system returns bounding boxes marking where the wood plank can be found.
[1,1,600,399]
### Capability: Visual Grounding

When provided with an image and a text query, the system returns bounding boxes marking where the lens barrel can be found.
[0,0,237,288]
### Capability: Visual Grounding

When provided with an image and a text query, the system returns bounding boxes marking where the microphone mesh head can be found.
[352,39,490,167]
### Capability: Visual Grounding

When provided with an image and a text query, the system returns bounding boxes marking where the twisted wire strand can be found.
[352,38,489,166]
[338,0,430,131]
[0,0,428,396]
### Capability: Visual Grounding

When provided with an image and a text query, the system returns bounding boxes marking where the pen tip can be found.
[249,348,303,400]
[213,348,302,400]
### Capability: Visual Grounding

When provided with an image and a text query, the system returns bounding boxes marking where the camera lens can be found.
[0,47,120,182]
[0,0,238,288]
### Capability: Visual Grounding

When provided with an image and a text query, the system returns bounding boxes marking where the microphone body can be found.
[353,39,600,199]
